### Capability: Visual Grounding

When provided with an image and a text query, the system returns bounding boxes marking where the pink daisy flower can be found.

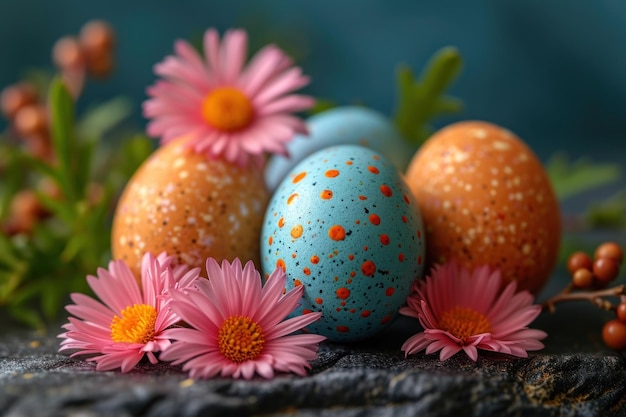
[58,252,201,372]
[143,28,315,166]
[159,258,325,380]
[400,262,547,361]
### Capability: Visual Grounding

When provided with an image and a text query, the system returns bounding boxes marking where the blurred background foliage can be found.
[0,1,624,328]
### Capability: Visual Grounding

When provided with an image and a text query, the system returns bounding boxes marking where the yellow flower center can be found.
[438,306,492,341]
[110,304,158,344]
[218,315,265,363]
[201,87,254,132]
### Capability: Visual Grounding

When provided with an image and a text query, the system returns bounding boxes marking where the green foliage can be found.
[585,189,626,229]
[547,153,622,201]
[393,47,464,145]
[546,153,625,230]
[0,79,152,329]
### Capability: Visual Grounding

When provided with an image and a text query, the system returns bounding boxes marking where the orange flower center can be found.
[438,306,491,341]
[110,304,158,344]
[201,87,254,131]
[218,315,265,363]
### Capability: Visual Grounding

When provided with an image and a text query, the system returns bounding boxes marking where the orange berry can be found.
[593,258,620,283]
[79,20,115,52]
[53,36,85,70]
[617,303,626,323]
[25,134,53,161]
[79,21,115,78]
[0,83,37,120]
[567,251,593,274]
[602,319,626,350]
[14,105,48,138]
[595,242,623,264]
[10,189,46,219]
[572,268,594,288]
[85,52,114,78]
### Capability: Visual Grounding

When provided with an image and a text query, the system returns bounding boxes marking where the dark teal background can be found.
[1,0,625,163]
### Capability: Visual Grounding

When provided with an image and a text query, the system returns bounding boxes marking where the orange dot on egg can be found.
[336,287,350,300]
[290,224,303,239]
[380,185,393,197]
[292,171,307,183]
[328,225,346,241]
[336,325,350,333]
[401,215,408,223]
[348,254,355,260]
[294,279,302,286]
[268,236,273,245]
[303,267,311,275]
[310,255,320,264]
[315,297,323,305]
[320,189,333,200]
[358,195,367,201]
[367,166,379,174]
[287,193,299,205]
[325,169,339,178]
[380,234,390,245]
[361,260,376,276]
[403,194,411,204]
[302,309,313,314]
[369,214,381,225]
[398,253,405,262]
[361,310,371,318]
[276,259,286,272]
[346,160,353,165]
[385,287,395,296]
[278,217,285,228]
[380,315,391,324]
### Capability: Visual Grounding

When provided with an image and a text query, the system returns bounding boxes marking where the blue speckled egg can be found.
[264,106,418,191]
[261,145,425,342]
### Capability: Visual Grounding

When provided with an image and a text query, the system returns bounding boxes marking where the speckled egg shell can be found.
[261,145,425,342]
[264,106,418,191]
[404,121,561,294]
[112,137,270,279]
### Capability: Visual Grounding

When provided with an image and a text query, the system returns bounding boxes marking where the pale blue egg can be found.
[264,106,417,191]
[261,145,425,342]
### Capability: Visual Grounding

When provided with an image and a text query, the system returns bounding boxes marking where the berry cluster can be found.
[564,242,625,351]
[0,20,114,236]
[567,242,622,289]
[52,20,115,96]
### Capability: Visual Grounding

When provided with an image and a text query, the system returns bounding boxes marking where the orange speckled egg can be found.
[112,137,270,278]
[405,121,561,293]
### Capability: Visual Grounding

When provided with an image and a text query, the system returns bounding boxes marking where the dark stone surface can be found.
[1,306,626,417]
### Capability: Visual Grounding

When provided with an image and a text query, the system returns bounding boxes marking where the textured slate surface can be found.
[1,304,625,417]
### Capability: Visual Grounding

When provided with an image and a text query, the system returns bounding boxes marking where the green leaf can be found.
[0,145,24,221]
[585,189,626,229]
[547,153,622,200]
[77,96,134,139]
[394,47,464,145]
[118,134,154,178]
[60,234,89,263]
[0,269,25,303]
[8,305,44,330]
[34,190,74,224]
[48,77,78,202]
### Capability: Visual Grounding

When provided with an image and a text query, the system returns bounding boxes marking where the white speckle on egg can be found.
[112,137,269,278]
[492,141,511,151]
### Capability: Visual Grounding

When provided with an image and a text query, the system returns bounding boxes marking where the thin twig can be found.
[542,284,626,313]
